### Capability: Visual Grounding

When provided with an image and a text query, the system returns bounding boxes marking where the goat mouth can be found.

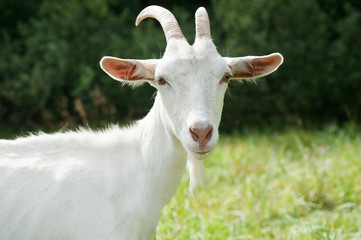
[194,149,212,155]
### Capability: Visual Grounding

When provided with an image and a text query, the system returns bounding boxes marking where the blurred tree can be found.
[1,0,159,128]
[212,0,361,130]
[0,0,43,38]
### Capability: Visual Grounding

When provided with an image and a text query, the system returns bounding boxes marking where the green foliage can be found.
[213,0,361,130]
[0,0,361,131]
[0,0,161,128]
[156,126,361,239]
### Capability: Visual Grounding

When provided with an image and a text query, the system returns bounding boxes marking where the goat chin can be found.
[187,153,206,196]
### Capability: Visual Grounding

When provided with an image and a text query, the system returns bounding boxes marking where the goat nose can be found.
[189,125,213,148]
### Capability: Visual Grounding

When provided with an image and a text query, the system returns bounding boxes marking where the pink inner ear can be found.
[102,58,139,80]
[231,54,283,79]
[252,54,283,76]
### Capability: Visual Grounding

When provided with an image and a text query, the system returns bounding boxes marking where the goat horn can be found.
[195,7,211,39]
[136,5,185,42]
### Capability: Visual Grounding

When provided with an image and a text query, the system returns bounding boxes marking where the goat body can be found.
[0,97,185,239]
[0,5,283,240]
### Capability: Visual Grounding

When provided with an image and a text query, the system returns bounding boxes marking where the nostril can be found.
[189,128,199,142]
[205,126,213,141]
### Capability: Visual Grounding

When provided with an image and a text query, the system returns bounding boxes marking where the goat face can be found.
[100,6,283,159]
[154,39,229,158]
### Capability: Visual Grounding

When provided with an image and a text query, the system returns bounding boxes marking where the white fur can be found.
[0,99,186,239]
[0,6,283,240]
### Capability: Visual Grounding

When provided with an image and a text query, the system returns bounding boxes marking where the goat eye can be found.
[156,77,168,86]
[220,73,231,84]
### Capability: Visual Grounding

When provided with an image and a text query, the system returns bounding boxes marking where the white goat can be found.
[0,6,283,240]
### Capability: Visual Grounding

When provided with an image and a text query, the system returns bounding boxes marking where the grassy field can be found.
[156,125,361,240]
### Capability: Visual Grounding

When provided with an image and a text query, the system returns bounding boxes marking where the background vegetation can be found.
[156,126,361,239]
[1,0,360,133]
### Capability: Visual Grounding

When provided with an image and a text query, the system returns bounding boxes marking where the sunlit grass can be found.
[156,125,361,239]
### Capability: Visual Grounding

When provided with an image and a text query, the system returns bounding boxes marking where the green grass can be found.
[156,125,361,240]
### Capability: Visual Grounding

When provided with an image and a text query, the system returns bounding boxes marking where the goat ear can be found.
[224,53,283,79]
[100,57,158,86]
